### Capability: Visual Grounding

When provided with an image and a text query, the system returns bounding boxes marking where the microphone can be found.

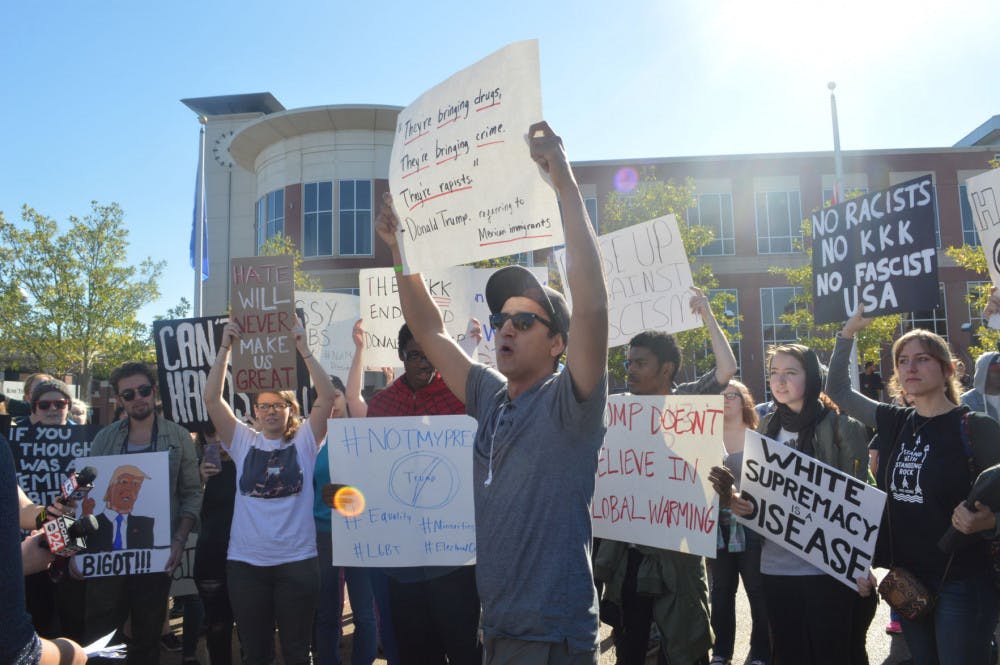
[39,514,98,583]
[57,466,98,504]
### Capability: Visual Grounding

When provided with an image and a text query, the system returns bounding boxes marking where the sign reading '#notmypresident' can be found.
[388,40,564,273]
[593,394,724,558]
[964,169,1000,329]
[229,255,297,392]
[554,215,698,348]
[812,175,938,325]
[735,431,886,589]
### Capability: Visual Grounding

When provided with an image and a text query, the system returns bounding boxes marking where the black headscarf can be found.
[765,344,828,456]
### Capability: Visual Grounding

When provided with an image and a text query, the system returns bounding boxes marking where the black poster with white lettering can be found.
[153,315,311,434]
[4,419,100,507]
[811,175,939,325]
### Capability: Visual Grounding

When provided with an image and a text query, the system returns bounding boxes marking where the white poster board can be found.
[295,291,360,379]
[328,415,477,567]
[554,215,698,348]
[388,40,564,272]
[359,267,477,367]
[593,394,723,558]
[735,431,885,589]
[964,169,1000,329]
[73,451,172,577]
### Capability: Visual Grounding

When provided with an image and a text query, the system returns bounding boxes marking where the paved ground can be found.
[159,569,916,664]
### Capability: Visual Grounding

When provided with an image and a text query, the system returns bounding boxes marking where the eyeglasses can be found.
[403,350,429,363]
[488,312,554,332]
[37,399,68,411]
[255,402,290,412]
[722,392,742,401]
[119,385,154,401]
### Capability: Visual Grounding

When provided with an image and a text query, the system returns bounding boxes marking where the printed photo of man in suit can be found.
[84,464,155,552]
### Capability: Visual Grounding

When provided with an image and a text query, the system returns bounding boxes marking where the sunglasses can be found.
[255,402,290,412]
[37,399,68,411]
[488,312,554,332]
[119,385,154,401]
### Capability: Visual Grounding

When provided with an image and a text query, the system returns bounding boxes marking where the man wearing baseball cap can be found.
[375,121,608,664]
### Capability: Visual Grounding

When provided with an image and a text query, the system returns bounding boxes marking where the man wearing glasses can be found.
[375,122,609,664]
[82,362,202,665]
[594,293,737,665]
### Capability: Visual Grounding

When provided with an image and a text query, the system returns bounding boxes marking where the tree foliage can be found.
[945,231,1000,359]
[258,234,323,292]
[0,202,164,387]
[600,168,738,385]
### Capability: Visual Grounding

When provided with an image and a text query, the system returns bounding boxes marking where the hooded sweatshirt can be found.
[961,351,1000,421]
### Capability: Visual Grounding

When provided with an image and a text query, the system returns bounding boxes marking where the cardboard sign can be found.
[7,423,98,506]
[295,291,361,379]
[964,169,1000,329]
[736,431,886,589]
[812,175,938,324]
[327,415,477,567]
[389,40,564,272]
[554,215,697,347]
[154,315,312,432]
[73,451,172,577]
[230,255,297,391]
[169,532,198,597]
[593,394,724,557]
[359,267,477,367]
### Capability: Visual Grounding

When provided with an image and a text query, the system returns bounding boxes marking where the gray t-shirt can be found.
[466,364,608,651]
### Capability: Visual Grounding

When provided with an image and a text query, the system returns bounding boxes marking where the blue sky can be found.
[1,0,997,325]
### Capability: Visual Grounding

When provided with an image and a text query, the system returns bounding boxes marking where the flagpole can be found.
[829,82,860,389]
[194,117,207,317]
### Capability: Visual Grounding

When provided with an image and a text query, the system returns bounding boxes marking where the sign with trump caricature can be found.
[73,451,172,577]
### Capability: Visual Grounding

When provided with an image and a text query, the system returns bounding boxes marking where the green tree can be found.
[945,192,1000,358]
[600,168,738,385]
[0,202,164,389]
[770,192,904,366]
[258,234,323,292]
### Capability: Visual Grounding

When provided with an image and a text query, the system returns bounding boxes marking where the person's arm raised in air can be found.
[825,308,879,428]
[295,321,337,444]
[691,286,737,386]
[204,323,243,447]
[375,197,473,403]
[530,122,608,400]
[346,319,368,418]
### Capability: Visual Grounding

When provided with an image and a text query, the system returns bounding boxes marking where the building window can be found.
[967,280,991,330]
[339,180,373,256]
[584,196,599,232]
[256,189,284,253]
[755,190,802,254]
[959,184,981,247]
[303,182,334,257]
[689,193,735,256]
[760,286,804,399]
[822,186,868,207]
[694,288,741,374]
[330,287,360,296]
[900,283,947,339]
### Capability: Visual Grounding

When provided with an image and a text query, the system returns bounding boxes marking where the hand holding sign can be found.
[376,192,402,250]
[839,305,872,339]
[984,286,1000,329]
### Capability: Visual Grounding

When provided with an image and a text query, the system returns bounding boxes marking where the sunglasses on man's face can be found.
[119,384,154,402]
[37,399,68,411]
[488,311,555,332]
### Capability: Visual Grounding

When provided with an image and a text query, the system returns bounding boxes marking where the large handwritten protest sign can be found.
[360,267,476,367]
[295,291,360,378]
[154,315,311,432]
[389,40,563,272]
[73,451,172,577]
[964,169,1000,329]
[230,255,297,392]
[593,394,723,557]
[328,415,477,567]
[554,215,698,348]
[812,175,938,325]
[736,431,885,588]
[7,422,98,506]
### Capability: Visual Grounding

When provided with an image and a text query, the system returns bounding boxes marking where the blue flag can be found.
[190,130,208,280]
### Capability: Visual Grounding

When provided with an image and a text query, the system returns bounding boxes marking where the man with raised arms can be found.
[375,121,608,665]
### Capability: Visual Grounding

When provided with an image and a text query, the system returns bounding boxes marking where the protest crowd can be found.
[5,55,1000,665]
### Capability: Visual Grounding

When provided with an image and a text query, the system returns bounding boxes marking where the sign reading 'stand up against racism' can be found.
[554,215,699,348]
[736,431,886,589]
[593,394,724,558]
[964,169,1000,329]
[388,40,564,273]
[812,175,939,325]
[230,255,297,392]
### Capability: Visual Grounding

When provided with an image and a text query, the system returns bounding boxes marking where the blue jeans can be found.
[370,569,400,665]
[315,533,378,665]
[710,532,769,662]
[899,576,999,665]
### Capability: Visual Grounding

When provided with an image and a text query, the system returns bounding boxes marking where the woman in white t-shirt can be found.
[205,320,336,665]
